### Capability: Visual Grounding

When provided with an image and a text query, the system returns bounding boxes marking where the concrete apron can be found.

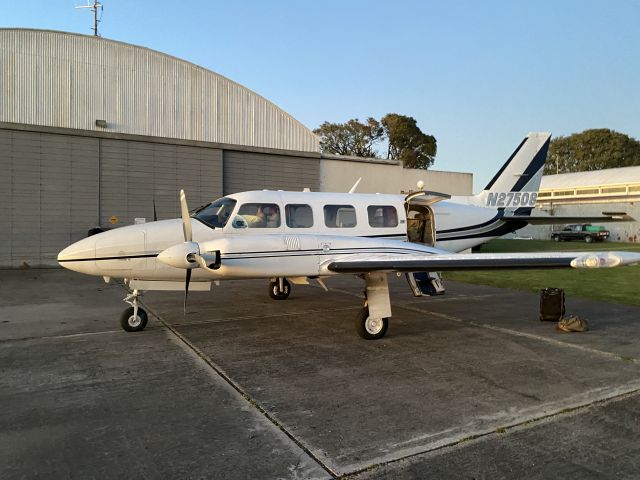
[2,270,640,478]
[140,274,640,476]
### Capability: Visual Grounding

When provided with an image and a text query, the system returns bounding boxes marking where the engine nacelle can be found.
[157,241,200,269]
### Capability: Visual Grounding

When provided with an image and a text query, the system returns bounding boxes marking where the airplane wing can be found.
[326,251,640,274]
[504,212,635,224]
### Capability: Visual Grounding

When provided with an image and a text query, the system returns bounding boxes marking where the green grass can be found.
[443,240,640,306]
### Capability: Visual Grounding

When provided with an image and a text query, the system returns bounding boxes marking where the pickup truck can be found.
[551,224,610,243]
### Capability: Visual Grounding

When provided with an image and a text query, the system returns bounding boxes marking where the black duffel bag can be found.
[540,288,565,322]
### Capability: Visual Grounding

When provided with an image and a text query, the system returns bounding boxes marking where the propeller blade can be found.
[180,189,192,242]
[184,268,192,315]
[153,198,158,222]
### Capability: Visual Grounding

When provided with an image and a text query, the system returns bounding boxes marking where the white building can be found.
[518,166,640,242]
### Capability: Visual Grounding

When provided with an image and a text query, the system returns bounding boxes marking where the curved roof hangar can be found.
[0,28,319,152]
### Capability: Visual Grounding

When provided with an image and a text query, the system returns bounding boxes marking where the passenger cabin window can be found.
[234,203,281,228]
[285,204,313,228]
[193,197,237,229]
[367,205,399,228]
[324,205,356,228]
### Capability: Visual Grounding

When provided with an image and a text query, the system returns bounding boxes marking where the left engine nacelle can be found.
[157,241,200,269]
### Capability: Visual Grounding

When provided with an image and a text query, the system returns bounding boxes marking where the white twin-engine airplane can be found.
[58,133,640,339]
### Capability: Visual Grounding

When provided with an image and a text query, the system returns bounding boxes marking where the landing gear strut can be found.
[120,289,148,332]
[355,272,392,340]
[269,277,291,300]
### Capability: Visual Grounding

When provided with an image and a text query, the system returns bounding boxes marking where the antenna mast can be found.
[76,0,104,37]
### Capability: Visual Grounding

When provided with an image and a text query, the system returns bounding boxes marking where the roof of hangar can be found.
[0,28,319,152]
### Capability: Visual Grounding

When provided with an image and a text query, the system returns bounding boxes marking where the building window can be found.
[285,204,313,228]
[235,203,281,228]
[538,192,552,198]
[601,187,627,194]
[367,205,399,227]
[324,205,356,228]
[576,188,599,195]
[553,190,574,197]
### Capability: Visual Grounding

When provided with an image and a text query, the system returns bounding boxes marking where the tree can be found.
[313,118,383,158]
[381,113,437,169]
[544,129,640,175]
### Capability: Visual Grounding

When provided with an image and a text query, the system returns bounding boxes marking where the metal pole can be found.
[94,1,98,36]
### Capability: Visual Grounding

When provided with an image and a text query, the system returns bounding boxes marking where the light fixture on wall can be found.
[95,119,108,128]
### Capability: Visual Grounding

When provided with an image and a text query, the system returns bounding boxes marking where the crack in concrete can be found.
[338,389,640,478]
[135,296,338,479]
[0,328,125,344]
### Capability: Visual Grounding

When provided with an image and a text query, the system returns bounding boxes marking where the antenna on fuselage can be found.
[348,177,362,194]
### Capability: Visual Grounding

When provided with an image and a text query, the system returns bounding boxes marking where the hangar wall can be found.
[320,157,473,195]
[0,129,99,268]
[98,139,223,226]
[223,150,319,195]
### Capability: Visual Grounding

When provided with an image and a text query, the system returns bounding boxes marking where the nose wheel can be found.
[269,278,291,300]
[121,289,148,332]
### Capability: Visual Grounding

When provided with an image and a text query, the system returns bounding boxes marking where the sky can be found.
[3,0,640,191]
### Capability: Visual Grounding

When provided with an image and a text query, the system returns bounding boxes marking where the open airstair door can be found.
[404,191,449,297]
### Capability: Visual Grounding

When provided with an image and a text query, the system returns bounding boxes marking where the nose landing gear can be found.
[120,289,148,332]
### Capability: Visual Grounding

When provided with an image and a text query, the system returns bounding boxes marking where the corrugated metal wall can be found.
[223,151,320,194]
[99,140,222,226]
[0,129,223,267]
[0,129,99,268]
[0,28,319,152]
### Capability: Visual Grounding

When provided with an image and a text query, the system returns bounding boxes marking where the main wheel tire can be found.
[585,236,594,243]
[355,307,389,340]
[553,235,560,242]
[268,278,291,300]
[120,306,148,332]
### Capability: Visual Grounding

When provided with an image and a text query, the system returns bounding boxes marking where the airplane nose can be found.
[58,235,97,273]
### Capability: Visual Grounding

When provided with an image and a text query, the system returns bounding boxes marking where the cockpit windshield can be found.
[192,197,237,229]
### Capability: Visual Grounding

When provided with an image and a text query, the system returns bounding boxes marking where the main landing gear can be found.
[354,272,392,340]
[120,289,148,332]
[269,277,291,300]
[355,306,389,340]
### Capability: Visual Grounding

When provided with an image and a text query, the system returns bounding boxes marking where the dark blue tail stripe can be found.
[509,137,550,193]
[483,137,527,190]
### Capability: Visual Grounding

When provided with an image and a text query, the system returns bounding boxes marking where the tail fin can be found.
[476,132,551,213]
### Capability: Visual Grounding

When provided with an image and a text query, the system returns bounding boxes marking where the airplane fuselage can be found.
[58,190,512,282]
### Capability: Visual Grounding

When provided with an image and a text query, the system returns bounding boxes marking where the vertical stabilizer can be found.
[475,132,551,214]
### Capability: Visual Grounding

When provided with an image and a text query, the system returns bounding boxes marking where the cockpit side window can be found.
[192,197,237,229]
[235,203,281,228]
